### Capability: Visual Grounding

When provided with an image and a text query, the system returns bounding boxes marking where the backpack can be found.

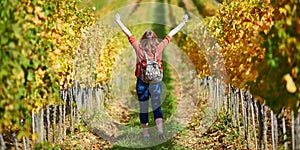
[140,50,163,83]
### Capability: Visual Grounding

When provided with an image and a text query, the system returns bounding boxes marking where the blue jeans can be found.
[136,77,163,124]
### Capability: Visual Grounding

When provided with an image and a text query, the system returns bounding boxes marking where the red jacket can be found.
[128,35,171,77]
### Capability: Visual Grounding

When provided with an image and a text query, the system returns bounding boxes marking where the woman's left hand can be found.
[182,14,188,23]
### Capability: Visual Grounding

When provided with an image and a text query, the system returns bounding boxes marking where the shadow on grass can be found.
[108,121,183,149]
[109,139,178,150]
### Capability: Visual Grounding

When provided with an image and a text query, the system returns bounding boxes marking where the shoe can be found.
[158,132,166,140]
[143,136,150,141]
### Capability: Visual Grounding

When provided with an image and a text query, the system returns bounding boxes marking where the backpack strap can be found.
[143,50,148,61]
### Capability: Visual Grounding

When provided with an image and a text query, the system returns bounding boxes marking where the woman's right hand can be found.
[115,13,121,21]
[114,13,132,37]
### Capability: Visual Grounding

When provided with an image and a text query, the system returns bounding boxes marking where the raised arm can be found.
[167,14,188,37]
[115,13,132,37]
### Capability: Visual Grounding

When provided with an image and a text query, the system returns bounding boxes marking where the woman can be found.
[115,13,188,141]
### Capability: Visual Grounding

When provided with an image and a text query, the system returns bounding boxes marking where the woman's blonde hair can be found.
[140,30,159,53]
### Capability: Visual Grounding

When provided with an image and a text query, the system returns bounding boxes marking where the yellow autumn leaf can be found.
[35,6,43,14]
[286,17,292,26]
[32,15,42,26]
[284,4,291,12]
[69,28,76,37]
[279,7,287,16]
[283,73,297,93]
[32,133,38,141]
[291,67,298,78]
[37,68,45,77]
[56,19,63,31]
[287,37,297,44]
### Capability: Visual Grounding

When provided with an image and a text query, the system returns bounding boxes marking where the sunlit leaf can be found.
[283,73,297,94]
